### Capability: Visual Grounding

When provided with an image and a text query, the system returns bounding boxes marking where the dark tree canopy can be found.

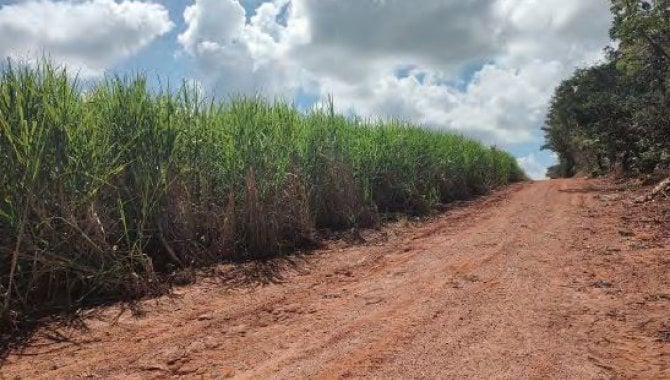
[543,0,670,177]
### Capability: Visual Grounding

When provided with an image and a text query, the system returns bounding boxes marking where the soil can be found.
[1,178,668,379]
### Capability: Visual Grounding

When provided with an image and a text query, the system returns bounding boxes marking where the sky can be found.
[0,0,614,179]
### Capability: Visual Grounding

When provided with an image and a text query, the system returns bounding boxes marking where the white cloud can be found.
[293,0,504,82]
[179,0,612,147]
[178,0,310,97]
[306,0,612,145]
[517,153,549,180]
[0,0,173,76]
[178,0,246,55]
[496,0,612,66]
[320,61,565,146]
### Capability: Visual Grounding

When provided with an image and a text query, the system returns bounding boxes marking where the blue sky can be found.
[0,0,614,178]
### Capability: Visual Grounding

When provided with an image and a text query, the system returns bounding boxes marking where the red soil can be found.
[2,178,668,379]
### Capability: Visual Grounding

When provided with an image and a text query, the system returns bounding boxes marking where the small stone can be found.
[283,304,300,313]
[187,341,206,354]
[219,366,236,378]
[139,364,169,372]
[229,324,247,335]
[593,280,613,289]
[203,336,221,349]
[164,348,186,365]
[365,297,384,306]
[175,363,200,375]
[197,313,214,321]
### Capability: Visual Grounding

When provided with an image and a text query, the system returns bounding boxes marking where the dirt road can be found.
[2,179,669,379]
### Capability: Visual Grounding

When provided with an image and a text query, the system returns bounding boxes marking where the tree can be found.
[542,1,670,177]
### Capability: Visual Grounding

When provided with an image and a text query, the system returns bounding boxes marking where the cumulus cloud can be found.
[178,0,310,97]
[179,0,612,148]
[321,60,564,146]
[0,0,173,76]
[496,0,612,66]
[294,0,503,82]
[517,153,549,180]
[178,0,246,54]
[303,0,612,145]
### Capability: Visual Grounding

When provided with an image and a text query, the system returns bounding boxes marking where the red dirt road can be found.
[2,179,669,379]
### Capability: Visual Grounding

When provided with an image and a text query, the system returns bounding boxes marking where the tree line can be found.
[543,0,670,178]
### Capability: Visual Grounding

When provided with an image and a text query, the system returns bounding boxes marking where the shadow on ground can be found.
[214,254,314,290]
[0,252,315,365]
